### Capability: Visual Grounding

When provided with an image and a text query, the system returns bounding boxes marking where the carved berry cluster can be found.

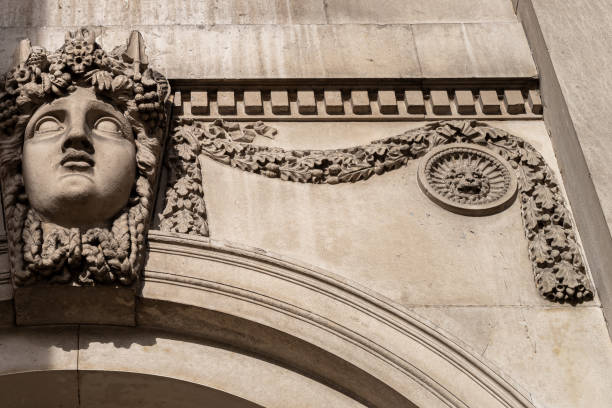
[0,27,168,134]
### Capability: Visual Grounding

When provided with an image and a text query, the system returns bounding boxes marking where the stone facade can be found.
[0,2,610,408]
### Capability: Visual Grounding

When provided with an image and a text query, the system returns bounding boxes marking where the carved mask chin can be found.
[23,86,136,230]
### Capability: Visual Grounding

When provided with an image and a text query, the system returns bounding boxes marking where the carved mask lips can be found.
[60,149,95,169]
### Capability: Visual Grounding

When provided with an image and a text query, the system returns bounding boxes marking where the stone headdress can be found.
[0,28,170,287]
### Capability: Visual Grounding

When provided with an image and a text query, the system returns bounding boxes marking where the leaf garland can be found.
[159,119,593,304]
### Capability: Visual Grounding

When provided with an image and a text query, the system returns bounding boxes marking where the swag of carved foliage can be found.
[159,119,593,304]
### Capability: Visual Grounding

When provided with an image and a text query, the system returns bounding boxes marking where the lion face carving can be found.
[418,144,518,216]
[445,165,490,198]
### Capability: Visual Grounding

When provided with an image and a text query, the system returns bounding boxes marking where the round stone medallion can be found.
[417,143,518,216]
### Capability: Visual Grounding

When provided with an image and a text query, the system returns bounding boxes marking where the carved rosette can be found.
[417,143,518,216]
[161,119,593,303]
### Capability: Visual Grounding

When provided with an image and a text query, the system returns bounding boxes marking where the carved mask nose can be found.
[62,127,94,154]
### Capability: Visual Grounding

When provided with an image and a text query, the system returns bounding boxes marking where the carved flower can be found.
[93,49,105,65]
[65,53,93,74]
[65,40,94,56]
[64,40,95,74]
[14,65,32,83]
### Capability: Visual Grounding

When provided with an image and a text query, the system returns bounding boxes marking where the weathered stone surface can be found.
[455,90,476,114]
[405,90,426,114]
[324,90,344,114]
[142,232,537,408]
[297,90,316,114]
[78,327,365,408]
[0,24,409,78]
[0,23,538,80]
[271,90,290,114]
[243,90,263,115]
[0,326,78,372]
[0,0,328,27]
[325,0,517,24]
[377,90,398,114]
[190,91,209,115]
[479,90,501,114]
[351,90,371,114]
[217,90,236,115]
[14,286,135,326]
[413,23,537,78]
[411,306,612,408]
[504,90,526,114]
[430,90,451,114]
[528,89,543,114]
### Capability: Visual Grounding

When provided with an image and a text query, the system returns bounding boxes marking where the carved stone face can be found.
[22,86,136,228]
[447,165,490,197]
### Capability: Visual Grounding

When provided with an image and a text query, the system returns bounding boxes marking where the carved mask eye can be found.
[34,116,64,135]
[93,117,122,136]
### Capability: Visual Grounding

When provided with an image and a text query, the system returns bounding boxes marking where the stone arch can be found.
[137,230,538,408]
[0,229,537,407]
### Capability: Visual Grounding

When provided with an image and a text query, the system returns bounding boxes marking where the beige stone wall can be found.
[1,2,611,408]
[0,0,536,78]
[199,119,612,408]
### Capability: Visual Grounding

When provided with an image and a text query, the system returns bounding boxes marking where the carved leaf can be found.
[174,211,194,234]
[553,205,571,227]
[529,230,550,265]
[519,147,541,167]
[176,143,195,161]
[430,133,449,147]
[537,268,558,297]
[534,184,556,210]
[175,178,190,197]
[435,124,457,139]
[519,168,542,193]
[523,197,540,230]
[231,157,259,172]
[469,133,487,145]
[280,168,311,183]
[546,224,567,248]
[338,167,374,183]
[555,261,579,288]
[480,127,506,142]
